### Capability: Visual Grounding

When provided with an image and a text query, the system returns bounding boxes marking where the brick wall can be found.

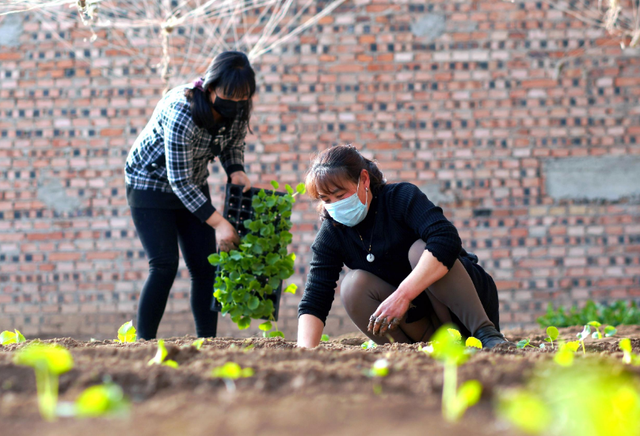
[1,0,639,340]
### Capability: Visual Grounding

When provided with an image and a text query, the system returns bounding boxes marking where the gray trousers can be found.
[340,240,494,344]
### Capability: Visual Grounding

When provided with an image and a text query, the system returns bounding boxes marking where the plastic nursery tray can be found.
[210,183,286,321]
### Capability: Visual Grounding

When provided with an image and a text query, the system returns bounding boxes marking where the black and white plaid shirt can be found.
[125,84,246,221]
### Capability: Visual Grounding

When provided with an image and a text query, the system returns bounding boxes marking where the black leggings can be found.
[130,207,218,340]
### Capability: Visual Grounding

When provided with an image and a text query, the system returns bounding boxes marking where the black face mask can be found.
[212,96,248,121]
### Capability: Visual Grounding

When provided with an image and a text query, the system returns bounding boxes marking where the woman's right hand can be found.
[206,211,240,252]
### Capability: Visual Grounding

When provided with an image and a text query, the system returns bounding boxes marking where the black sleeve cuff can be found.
[224,164,245,179]
[297,309,327,326]
[193,201,216,223]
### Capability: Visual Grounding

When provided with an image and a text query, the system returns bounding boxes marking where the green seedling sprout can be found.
[321,334,330,342]
[114,321,136,343]
[74,383,130,418]
[210,182,305,333]
[517,338,536,349]
[554,341,580,367]
[361,339,377,350]
[498,359,640,436]
[364,358,389,395]
[258,320,285,338]
[604,325,617,337]
[620,338,633,364]
[545,326,559,347]
[426,326,483,422]
[0,329,26,345]
[211,362,254,393]
[465,337,483,349]
[147,340,178,368]
[576,325,591,355]
[14,343,74,421]
[191,338,205,350]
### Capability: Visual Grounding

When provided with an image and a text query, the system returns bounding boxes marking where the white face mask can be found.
[323,180,368,227]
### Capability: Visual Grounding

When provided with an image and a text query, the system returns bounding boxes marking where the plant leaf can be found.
[0,330,17,345]
[116,321,136,343]
[238,317,251,330]
[284,283,298,294]
[258,321,272,331]
[247,296,260,311]
[267,330,285,338]
[361,340,377,350]
[604,325,617,337]
[296,183,306,194]
[369,359,389,377]
[191,338,205,350]
[14,343,74,375]
[619,338,632,353]
[208,253,221,265]
[546,326,559,341]
[465,337,483,349]
[15,329,26,343]
[270,180,279,190]
[587,321,601,328]
[75,383,130,418]
[498,391,552,435]
[457,379,482,408]
[516,339,530,349]
[321,334,330,342]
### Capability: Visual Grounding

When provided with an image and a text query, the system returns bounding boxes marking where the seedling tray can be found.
[210,183,286,321]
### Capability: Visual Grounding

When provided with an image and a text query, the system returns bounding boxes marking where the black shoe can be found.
[473,326,513,349]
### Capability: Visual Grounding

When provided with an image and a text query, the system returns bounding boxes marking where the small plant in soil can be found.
[498,359,640,436]
[545,326,559,347]
[619,339,640,365]
[361,340,377,350]
[554,341,580,367]
[517,338,536,349]
[576,325,591,355]
[587,321,617,339]
[424,326,483,423]
[191,338,205,350]
[14,342,74,421]
[114,321,136,343]
[74,382,130,418]
[364,358,389,395]
[147,340,178,368]
[209,181,305,336]
[0,329,26,345]
[211,362,254,393]
[321,334,330,342]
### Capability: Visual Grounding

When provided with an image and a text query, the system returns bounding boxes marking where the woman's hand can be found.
[229,171,251,193]
[368,291,411,337]
[206,211,240,252]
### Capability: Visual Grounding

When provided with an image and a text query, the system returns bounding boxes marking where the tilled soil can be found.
[2,325,640,436]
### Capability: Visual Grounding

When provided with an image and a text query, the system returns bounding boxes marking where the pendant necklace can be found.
[355,201,378,263]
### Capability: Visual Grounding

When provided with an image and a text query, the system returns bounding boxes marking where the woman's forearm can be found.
[297,314,325,348]
[395,249,449,302]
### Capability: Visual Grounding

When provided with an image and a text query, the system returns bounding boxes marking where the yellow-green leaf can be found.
[75,383,130,418]
[465,337,483,349]
[211,362,254,380]
[191,338,204,350]
[14,343,74,375]
[546,326,559,341]
[284,283,298,294]
[498,390,551,435]
[116,321,136,343]
[457,379,482,407]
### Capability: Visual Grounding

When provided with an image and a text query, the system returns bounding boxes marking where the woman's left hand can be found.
[368,291,411,337]
[229,171,251,193]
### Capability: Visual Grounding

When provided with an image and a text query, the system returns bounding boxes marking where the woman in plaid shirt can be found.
[125,51,255,340]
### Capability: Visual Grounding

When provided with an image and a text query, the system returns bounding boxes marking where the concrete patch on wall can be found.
[37,178,82,214]
[545,156,640,201]
[419,183,455,205]
[0,15,23,47]
[410,14,446,41]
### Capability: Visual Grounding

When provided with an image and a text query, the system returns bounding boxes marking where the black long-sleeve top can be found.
[298,182,500,332]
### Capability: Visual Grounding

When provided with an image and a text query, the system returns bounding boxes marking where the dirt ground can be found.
[2,325,640,436]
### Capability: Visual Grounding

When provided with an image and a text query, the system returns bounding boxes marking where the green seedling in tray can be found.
[210,181,305,337]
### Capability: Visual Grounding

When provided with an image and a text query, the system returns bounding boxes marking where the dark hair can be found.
[186,51,256,134]
[305,145,386,218]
